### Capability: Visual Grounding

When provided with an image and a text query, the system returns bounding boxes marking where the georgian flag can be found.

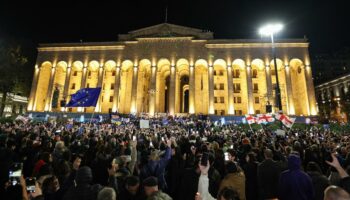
[245,115,256,124]
[275,113,296,128]
[256,114,275,124]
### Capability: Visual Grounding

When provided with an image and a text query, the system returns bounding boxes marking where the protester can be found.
[1,115,350,200]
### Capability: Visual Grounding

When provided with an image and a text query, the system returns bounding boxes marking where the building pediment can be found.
[118,23,213,41]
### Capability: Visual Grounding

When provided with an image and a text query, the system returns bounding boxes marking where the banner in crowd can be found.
[66,87,101,107]
[256,114,275,124]
[140,119,150,128]
[244,113,296,128]
[245,115,256,124]
[275,113,296,128]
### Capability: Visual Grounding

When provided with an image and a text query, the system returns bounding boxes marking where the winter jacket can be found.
[257,158,281,199]
[278,155,314,200]
[307,171,330,200]
[141,147,171,191]
[147,191,173,200]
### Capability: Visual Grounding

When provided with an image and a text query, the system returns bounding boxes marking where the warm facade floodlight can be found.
[259,24,283,36]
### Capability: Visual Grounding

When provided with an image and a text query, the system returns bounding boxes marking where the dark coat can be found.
[278,155,314,200]
[140,147,171,191]
[257,159,281,199]
[243,161,259,200]
[177,168,199,200]
[307,171,330,200]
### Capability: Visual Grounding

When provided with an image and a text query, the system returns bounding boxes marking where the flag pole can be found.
[286,120,295,136]
[89,108,96,127]
[248,123,254,133]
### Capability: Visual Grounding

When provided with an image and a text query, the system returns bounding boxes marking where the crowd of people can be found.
[1,115,350,200]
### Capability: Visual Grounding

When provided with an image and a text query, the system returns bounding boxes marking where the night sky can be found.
[0,0,349,75]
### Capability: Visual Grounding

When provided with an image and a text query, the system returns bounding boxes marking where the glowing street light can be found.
[259,23,284,112]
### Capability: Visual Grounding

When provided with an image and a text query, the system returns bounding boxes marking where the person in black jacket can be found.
[243,152,259,200]
[63,166,118,200]
[306,161,330,200]
[257,149,281,200]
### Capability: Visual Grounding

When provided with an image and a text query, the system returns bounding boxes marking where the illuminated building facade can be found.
[315,73,350,122]
[27,23,317,116]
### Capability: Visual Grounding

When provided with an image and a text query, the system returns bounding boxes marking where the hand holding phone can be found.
[26,177,36,193]
[9,163,22,186]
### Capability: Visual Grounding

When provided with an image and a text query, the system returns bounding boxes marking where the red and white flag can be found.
[256,114,275,124]
[275,113,296,128]
[245,115,256,124]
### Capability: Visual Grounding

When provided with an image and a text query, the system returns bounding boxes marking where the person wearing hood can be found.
[63,165,118,200]
[278,154,314,200]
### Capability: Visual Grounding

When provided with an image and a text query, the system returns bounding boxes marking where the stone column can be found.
[304,65,317,115]
[95,65,104,112]
[284,65,295,115]
[265,65,273,106]
[227,65,234,114]
[189,65,195,114]
[208,65,214,114]
[112,67,121,112]
[149,66,157,116]
[27,63,40,111]
[169,65,176,116]
[62,66,71,111]
[130,65,138,113]
[246,65,254,114]
[80,66,87,89]
[44,65,56,111]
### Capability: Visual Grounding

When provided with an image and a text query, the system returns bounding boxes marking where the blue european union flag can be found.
[66,87,101,107]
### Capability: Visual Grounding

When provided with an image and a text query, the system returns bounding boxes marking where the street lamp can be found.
[259,23,283,113]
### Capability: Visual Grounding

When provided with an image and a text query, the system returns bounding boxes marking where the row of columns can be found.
[28,62,316,116]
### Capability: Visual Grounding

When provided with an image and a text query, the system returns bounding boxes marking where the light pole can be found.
[259,24,283,113]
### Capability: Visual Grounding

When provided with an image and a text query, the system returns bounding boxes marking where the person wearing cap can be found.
[140,139,172,191]
[143,176,172,200]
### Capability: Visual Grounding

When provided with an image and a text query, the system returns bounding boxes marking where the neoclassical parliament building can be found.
[27,23,317,116]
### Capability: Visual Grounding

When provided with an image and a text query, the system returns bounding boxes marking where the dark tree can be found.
[0,40,28,117]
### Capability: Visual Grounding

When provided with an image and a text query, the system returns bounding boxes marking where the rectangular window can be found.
[112,71,116,76]
[214,97,218,103]
[219,83,224,90]
[253,83,259,93]
[271,70,276,76]
[108,108,112,113]
[109,96,113,102]
[87,83,90,88]
[237,97,241,103]
[235,110,242,115]
[103,84,105,90]
[111,83,114,90]
[253,69,258,78]
[73,71,78,76]
[214,71,217,76]
[234,83,241,93]
[88,71,92,76]
[220,97,224,103]
[101,96,104,103]
[71,83,76,90]
[234,97,236,103]
[256,110,261,114]
[220,70,224,76]
[235,69,240,78]
[68,108,72,112]
[255,97,260,104]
